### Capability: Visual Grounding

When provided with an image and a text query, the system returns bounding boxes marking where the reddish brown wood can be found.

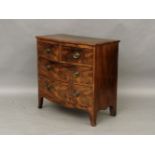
[39,57,93,85]
[36,34,119,46]
[95,42,119,115]
[39,76,68,102]
[68,84,93,110]
[38,40,59,61]
[61,46,93,65]
[39,58,60,80]
[36,34,120,126]
[88,109,97,126]
[60,64,93,85]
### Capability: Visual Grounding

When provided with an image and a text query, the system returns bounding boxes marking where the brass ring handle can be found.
[45,48,51,54]
[72,91,80,97]
[72,52,80,59]
[45,64,52,71]
[73,71,80,78]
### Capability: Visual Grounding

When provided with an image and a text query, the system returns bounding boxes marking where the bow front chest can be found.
[36,34,120,126]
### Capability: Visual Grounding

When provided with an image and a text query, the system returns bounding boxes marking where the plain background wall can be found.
[0,19,155,96]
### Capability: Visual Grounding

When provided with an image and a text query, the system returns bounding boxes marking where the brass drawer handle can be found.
[45,48,51,54]
[72,52,80,59]
[45,64,53,71]
[73,71,80,78]
[72,91,80,97]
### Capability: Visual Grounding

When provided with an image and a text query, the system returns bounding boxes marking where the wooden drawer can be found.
[37,34,120,126]
[67,84,93,109]
[39,58,60,81]
[39,76,93,109]
[39,58,93,85]
[61,46,93,65]
[59,63,93,84]
[39,76,68,102]
[38,41,59,61]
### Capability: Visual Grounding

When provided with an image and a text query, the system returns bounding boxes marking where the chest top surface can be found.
[36,34,120,46]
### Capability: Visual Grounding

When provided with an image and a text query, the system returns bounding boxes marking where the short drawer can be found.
[61,46,93,65]
[38,41,59,61]
[39,76,68,102]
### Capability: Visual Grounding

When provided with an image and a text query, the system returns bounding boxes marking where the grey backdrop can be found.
[0,19,155,95]
[0,20,155,134]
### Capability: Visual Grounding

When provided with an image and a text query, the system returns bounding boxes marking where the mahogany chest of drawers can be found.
[36,34,120,126]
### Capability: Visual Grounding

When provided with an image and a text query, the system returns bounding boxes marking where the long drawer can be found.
[39,57,93,85]
[39,76,93,110]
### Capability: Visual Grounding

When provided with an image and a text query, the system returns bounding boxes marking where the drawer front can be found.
[39,76,68,102]
[39,58,61,81]
[39,76,93,110]
[59,64,93,84]
[38,41,59,61]
[61,46,93,65]
[68,85,93,109]
[39,58,93,85]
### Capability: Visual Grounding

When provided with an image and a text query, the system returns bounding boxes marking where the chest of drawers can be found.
[36,34,120,126]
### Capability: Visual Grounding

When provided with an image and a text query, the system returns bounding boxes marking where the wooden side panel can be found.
[95,43,119,110]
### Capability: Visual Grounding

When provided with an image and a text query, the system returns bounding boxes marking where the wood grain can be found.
[39,58,60,81]
[36,34,119,46]
[39,57,93,85]
[38,40,59,61]
[68,84,93,110]
[61,46,93,65]
[39,76,68,102]
[39,76,93,111]
[36,34,120,126]
[59,63,93,85]
[95,42,119,114]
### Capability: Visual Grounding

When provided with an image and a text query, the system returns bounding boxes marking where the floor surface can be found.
[0,93,155,134]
